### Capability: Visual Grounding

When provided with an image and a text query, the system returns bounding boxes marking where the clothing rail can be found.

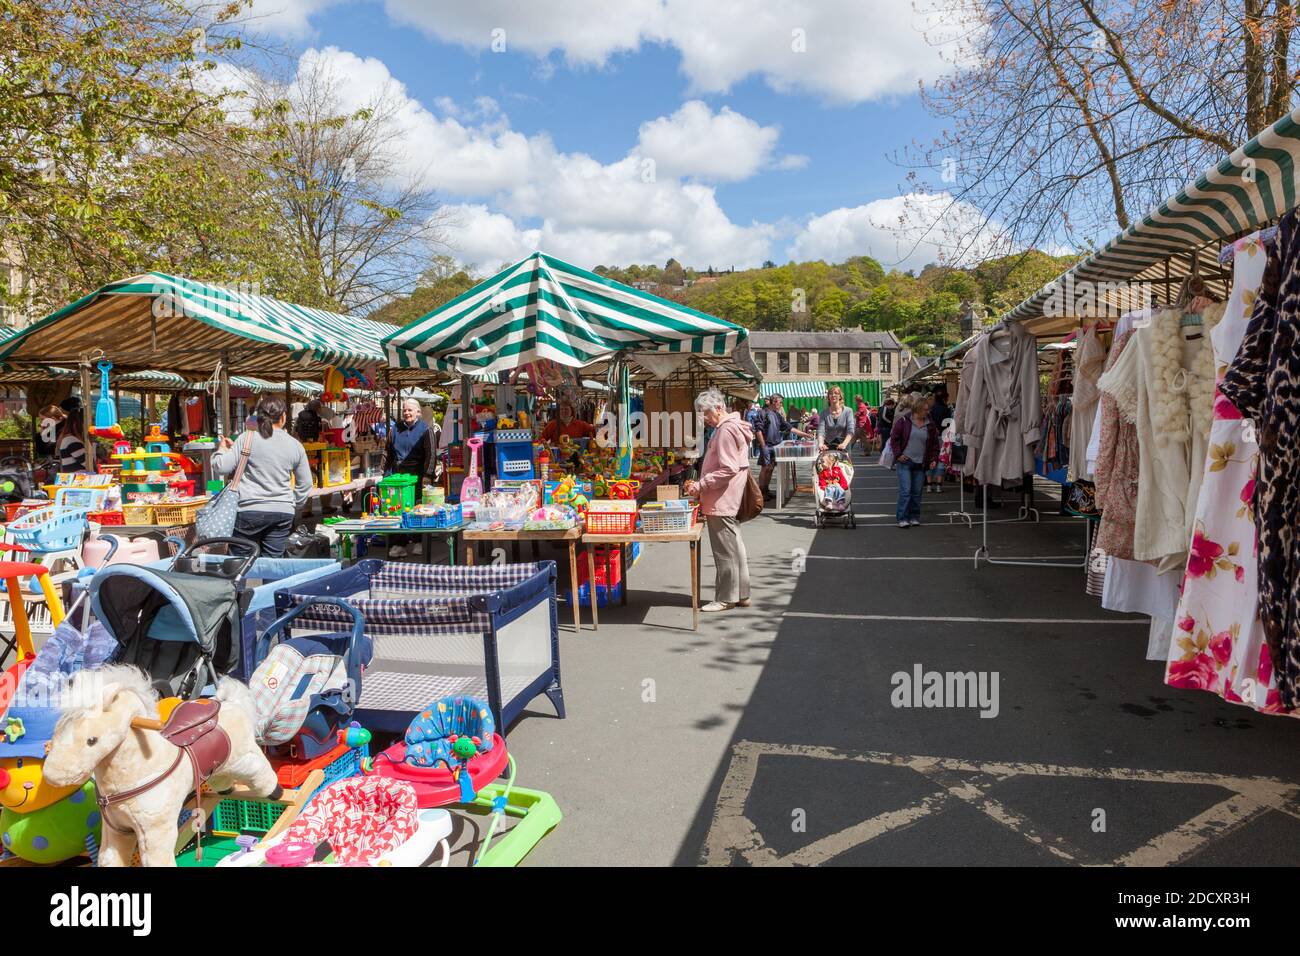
[971,481,1091,570]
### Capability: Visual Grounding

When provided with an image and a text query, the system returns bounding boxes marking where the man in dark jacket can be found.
[757,394,790,500]
[382,398,433,557]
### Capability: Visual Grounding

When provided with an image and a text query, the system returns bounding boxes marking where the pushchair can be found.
[814,450,855,528]
[89,537,261,698]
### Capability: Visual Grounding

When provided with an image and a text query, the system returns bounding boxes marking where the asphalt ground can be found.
[339,452,1300,866]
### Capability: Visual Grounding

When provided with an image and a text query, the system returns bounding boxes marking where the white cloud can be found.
[773,153,810,171]
[789,193,1005,272]
[635,101,779,182]
[287,48,779,269]
[244,0,341,39]
[376,0,964,103]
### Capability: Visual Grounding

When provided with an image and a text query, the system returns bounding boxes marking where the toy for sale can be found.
[219,776,452,867]
[460,435,485,504]
[41,664,280,866]
[0,561,65,703]
[369,695,560,866]
[91,359,125,441]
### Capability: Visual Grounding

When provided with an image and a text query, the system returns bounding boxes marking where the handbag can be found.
[737,472,764,523]
[194,432,253,539]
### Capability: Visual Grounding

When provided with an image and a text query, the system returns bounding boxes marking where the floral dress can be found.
[1164,232,1285,712]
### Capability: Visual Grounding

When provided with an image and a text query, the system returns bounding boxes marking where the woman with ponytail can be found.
[210,395,312,557]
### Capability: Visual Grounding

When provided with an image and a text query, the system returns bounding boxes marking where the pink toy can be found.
[461,436,484,504]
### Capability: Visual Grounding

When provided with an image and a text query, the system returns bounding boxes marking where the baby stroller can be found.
[89,537,261,698]
[814,450,855,528]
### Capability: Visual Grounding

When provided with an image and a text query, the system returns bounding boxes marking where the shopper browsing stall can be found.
[211,395,312,558]
[684,388,752,612]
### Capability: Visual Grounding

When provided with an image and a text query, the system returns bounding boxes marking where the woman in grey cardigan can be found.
[211,395,312,558]
[818,386,855,453]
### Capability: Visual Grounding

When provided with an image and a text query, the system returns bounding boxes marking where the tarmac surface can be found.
[411,451,1300,866]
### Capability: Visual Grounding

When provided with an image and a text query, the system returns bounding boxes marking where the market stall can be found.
[383,252,753,622]
[0,274,449,534]
[945,102,1300,719]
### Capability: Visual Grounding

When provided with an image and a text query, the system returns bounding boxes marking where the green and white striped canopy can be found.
[758,380,828,400]
[1005,104,1300,326]
[0,273,402,378]
[383,252,748,376]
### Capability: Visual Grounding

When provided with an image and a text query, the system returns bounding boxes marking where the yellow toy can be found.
[497,416,516,429]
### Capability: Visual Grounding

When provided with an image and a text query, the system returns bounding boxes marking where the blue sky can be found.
[240,0,967,272]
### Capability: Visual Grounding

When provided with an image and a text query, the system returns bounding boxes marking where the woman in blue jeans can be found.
[889,393,940,529]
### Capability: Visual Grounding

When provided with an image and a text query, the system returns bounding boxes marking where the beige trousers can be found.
[705,514,750,604]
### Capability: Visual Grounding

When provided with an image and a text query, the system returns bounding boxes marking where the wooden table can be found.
[462,526,587,633]
[581,524,704,630]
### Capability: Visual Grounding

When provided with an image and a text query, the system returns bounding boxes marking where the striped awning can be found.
[384,252,750,379]
[0,273,409,379]
[1003,105,1300,327]
[758,380,827,399]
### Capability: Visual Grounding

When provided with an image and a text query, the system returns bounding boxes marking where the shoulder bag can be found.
[194,432,253,540]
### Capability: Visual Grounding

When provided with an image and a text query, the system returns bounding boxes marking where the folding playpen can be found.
[274,560,564,734]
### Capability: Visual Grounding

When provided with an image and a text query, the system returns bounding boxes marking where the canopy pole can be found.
[283,372,291,419]
[460,374,472,447]
[78,357,94,471]
[218,351,231,439]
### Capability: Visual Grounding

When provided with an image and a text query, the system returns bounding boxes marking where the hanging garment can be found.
[1101,555,1180,661]
[1068,325,1107,481]
[963,322,1041,486]
[1219,210,1300,710]
[1165,230,1284,711]
[953,338,983,474]
[1093,324,1142,560]
[1098,304,1223,571]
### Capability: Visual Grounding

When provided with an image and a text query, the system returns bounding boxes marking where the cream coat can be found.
[1097,304,1224,572]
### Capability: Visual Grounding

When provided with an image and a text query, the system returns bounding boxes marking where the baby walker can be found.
[367,695,561,867]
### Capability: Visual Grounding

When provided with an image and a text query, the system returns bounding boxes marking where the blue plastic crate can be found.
[561,581,622,608]
[401,504,463,530]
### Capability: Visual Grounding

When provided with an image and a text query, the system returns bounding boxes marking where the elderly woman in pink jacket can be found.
[684,388,753,612]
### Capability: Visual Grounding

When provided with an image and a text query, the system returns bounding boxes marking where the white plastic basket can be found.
[639,505,698,534]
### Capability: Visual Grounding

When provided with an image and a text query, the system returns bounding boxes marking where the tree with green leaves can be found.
[0,0,290,313]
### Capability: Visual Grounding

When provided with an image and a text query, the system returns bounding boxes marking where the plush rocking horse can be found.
[43,665,280,867]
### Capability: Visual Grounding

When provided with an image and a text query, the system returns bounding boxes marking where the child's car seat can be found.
[249,597,371,760]
[404,696,496,768]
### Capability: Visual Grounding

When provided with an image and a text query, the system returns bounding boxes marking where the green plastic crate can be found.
[211,797,286,836]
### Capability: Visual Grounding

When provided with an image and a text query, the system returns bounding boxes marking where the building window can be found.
[797,352,809,374]
[818,352,831,374]
[755,351,767,373]
[838,352,850,374]
[880,352,891,374]
[859,352,872,373]
[778,352,790,374]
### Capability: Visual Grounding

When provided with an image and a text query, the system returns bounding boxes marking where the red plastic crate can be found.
[578,546,622,586]
[89,510,124,526]
[585,509,636,535]
[270,741,350,788]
